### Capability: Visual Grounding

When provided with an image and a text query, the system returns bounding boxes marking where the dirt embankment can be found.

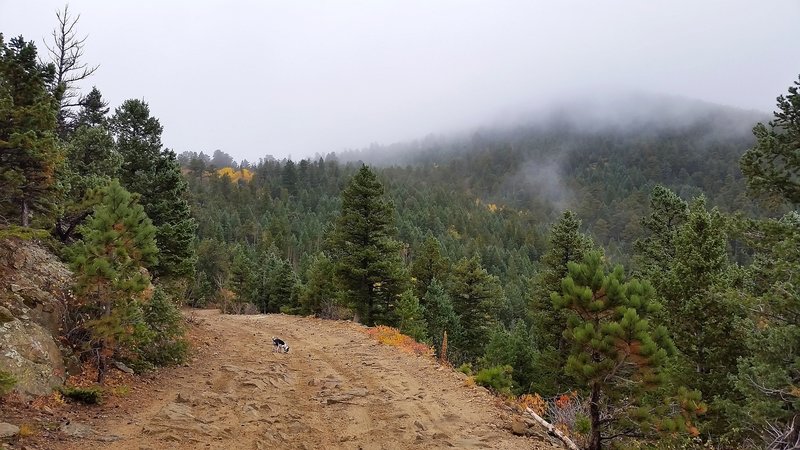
[10,310,561,449]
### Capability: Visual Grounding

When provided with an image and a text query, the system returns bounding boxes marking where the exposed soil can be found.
[2,309,560,449]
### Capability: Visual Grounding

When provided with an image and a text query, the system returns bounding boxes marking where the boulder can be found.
[0,237,72,396]
[0,316,66,396]
[0,422,20,438]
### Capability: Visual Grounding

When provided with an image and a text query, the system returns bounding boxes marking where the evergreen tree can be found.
[228,245,256,307]
[300,252,339,317]
[111,99,196,278]
[529,210,596,395]
[396,289,428,342]
[329,165,408,325]
[411,233,450,298]
[734,212,800,443]
[56,88,120,242]
[423,278,460,360]
[634,185,689,279]
[480,321,537,395]
[141,286,188,366]
[265,256,299,313]
[552,252,703,449]
[0,34,61,227]
[740,74,800,206]
[75,87,108,128]
[69,180,158,381]
[449,255,504,362]
[661,197,746,410]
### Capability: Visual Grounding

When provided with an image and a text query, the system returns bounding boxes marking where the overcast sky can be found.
[2,1,799,161]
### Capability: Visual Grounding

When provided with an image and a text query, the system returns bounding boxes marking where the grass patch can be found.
[0,370,17,395]
[0,225,50,241]
[59,386,103,404]
[110,385,131,397]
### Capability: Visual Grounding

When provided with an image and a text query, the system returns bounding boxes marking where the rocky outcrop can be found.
[0,237,72,396]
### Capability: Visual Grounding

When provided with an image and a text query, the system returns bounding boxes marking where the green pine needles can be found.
[69,180,161,381]
[552,251,704,450]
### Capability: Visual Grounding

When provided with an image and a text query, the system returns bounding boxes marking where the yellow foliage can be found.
[464,376,476,387]
[487,203,499,213]
[17,423,35,438]
[216,167,254,183]
[365,325,435,357]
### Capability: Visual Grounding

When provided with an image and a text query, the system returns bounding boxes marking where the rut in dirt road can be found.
[66,310,558,450]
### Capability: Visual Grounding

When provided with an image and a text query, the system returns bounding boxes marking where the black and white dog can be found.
[272,337,290,353]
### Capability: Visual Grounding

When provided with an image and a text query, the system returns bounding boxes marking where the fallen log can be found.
[524,407,580,450]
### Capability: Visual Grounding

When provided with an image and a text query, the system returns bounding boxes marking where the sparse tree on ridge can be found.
[44,4,99,136]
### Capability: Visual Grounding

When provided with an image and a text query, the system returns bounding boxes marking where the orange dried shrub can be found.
[365,325,435,357]
[517,393,546,416]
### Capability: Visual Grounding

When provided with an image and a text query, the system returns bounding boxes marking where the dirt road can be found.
[58,310,557,450]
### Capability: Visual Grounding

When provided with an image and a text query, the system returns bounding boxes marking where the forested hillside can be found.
[1,8,799,448]
[176,86,799,448]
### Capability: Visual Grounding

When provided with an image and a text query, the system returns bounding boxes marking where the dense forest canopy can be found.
[1,6,799,448]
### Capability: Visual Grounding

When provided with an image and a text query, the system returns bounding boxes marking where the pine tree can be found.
[0,34,62,227]
[740,74,800,206]
[56,87,120,242]
[265,256,299,313]
[396,289,428,342]
[423,278,460,360]
[529,210,596,395]
[552,252,703,449]
[634,185,689,280]
[481,321,537,395]
[142,286,188,366]
[449,255,504,362]
[329,165,408,325]
[69,180,158,381]
[75,87,108,127]
[300,252,340,317]
[660,197,747,411]
[111,99,196,278]
[411,233,450,298]
[734,213,800,444]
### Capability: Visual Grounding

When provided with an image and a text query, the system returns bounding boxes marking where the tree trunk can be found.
[589,382,602,450]
[21,199,29,227]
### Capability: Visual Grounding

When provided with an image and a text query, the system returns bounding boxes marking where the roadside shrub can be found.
[0,370,17,395]
[365,325,435,357]
[474,365,513,395]
[457,363,473,376]
[141,287,188,366]
[60,386,103,404]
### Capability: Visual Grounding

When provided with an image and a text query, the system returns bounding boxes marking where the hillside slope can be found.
[58,310,558,450]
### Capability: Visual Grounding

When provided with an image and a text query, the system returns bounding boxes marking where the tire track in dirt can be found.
[60,310,557,450]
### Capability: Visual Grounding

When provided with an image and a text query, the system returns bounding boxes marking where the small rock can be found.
[96,434,122,442]
[346,387,368,397]
[0,423,20,438]
[0,306,14,323]
[113,361,135,374]
[510,419,526,436]
[61,421,94,438]
[175,393,191,403]
[414,420,427,431]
